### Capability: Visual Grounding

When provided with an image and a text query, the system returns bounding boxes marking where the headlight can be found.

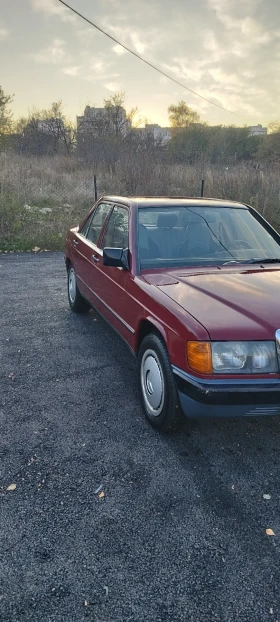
[187,341,279,374]
[212,341,278,373]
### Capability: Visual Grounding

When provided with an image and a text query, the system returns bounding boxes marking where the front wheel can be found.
[67,264,90,313]
[138,333,183,431]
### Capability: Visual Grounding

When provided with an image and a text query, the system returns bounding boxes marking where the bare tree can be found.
[0,85,14,146]
[16,102,76,156]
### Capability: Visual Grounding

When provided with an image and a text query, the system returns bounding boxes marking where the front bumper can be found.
[172,365,280,419]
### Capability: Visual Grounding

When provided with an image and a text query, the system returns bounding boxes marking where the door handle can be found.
[92,255,99,263]
[73,239,79,246]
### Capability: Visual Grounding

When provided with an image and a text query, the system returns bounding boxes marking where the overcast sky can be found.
[1,0,279,127]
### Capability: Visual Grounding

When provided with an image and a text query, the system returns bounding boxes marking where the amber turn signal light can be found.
[187,342,212,374]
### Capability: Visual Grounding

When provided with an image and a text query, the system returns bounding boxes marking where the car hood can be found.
[144,267,280,340]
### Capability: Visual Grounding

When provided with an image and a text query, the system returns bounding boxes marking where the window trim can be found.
[79,212,95,239]
[99,203,129,250]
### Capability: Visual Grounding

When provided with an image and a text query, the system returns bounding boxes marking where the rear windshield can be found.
[138,206,280,269]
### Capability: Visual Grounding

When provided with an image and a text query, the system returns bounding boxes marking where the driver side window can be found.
[101,206,129,249]
[86,203,112,246]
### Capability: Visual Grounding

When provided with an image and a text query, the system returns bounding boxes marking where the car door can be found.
[70,211,94,277]
[97,204,134,341]
[73,202,113,305]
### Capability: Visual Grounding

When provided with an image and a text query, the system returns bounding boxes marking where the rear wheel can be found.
[67,263,90,313]
[138,333,183,431]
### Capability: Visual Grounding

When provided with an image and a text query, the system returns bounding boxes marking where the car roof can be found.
[101,196,248,209]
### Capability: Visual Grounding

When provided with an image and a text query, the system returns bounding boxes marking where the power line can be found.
[57,0,248,120]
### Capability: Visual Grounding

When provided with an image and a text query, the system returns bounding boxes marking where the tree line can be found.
[1,85,280,166]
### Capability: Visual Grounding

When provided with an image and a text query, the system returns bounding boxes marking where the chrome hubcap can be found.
[140,349,164,417]
[68,268,76,303]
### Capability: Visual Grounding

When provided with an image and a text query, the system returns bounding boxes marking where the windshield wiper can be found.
[222,257,280,266]
[249,258,280,264]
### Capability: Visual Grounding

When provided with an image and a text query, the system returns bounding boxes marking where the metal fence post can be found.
[200,179,205,198]
[94,174,98,202]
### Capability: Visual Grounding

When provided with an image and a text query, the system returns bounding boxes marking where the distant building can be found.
[249,124,267,136]
[144,124,172,143]
[77,105,131,136]
[134,123,173,144]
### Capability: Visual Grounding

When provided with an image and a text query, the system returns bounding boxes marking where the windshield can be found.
[138,206,280,269]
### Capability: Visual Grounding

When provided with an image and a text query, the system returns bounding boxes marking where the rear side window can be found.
[86,203,112,246]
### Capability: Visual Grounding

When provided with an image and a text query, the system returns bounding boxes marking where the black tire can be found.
[138,333,183,431]
[67,263,90,313]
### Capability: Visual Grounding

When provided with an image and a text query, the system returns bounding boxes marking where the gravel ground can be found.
[1,252,280,622]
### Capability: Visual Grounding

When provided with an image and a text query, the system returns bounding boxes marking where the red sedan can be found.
[65,196,280,430]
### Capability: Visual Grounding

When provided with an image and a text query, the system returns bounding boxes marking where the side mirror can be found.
[103,247,129,270]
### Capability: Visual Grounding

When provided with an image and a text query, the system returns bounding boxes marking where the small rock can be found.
[7,483,16,491]
[39,208,52,214]
[263,494,271,500]
[266,528,275,536]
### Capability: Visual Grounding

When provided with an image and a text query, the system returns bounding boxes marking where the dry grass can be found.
[0,152,280,250]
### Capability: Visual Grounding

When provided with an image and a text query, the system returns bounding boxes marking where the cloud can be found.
[92,60,108,74]
[31,0,76,23]
[105,82,121,91]
[203,30,226,63]
[112,44,127,56]
[162,59,206,84]
[75,27,96,41]
[104,21,161,56]
[62,66,81,76]
[208,68,242,90]
[130,32,147,54]
[83,71,120,84]
[0,27,9,40]
[32,38,68,64]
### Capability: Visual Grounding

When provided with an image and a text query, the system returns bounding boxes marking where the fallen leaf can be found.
[269,608,273,614]
[266,528,275,536]
[98,491,105,499]
[84,600,88,607]
[263,494,271,500]
[8,372,14,380]
[104,586,109,597]
[32,246,40,252]
[7,483,16,491]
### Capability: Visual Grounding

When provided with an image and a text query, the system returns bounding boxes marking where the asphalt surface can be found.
[1,252,280,622]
